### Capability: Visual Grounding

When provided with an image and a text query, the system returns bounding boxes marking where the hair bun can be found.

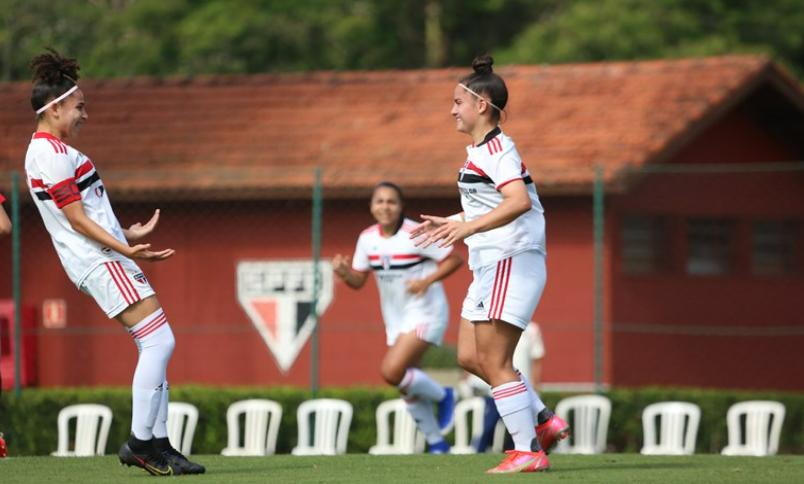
[29,47,81,86]
[472,56,494,75]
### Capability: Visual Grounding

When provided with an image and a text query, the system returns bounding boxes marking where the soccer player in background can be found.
[332,182,464,453]
[24,48,203,476]
[410,55,570,473]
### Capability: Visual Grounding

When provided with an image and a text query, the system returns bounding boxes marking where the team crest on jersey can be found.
[133,272,148,285]
[380,255,392,270]
[236,260,334,372]
[101,246,112,255]
[95,185,105,198]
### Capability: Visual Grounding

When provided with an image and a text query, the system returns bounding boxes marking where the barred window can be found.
[752,220,799,277]
[686,218,734,276]
[621,215,668,274]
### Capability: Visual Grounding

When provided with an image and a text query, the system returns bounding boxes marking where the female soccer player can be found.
[332,182,463,453]
[410,56,570,473]
[24,48,203,476]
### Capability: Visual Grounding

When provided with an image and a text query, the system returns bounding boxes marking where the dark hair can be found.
[371,181,404,204]
[371,181,406,234]
[29,47,81,116]
[459,55,508,123]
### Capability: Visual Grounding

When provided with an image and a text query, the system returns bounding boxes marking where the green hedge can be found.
[1,386,802,456]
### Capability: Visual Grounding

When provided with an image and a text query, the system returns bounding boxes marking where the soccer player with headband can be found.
[410,55,570,474]
[332,182,464,453]
[24,48,203,476]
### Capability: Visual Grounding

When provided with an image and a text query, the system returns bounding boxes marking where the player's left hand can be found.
[126,209,161,241]
[405,278,430,297]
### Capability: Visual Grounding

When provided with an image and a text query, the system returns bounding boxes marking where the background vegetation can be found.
[1,0,803,81]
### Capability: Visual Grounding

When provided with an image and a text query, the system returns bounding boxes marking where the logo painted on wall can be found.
[236,260,334,372]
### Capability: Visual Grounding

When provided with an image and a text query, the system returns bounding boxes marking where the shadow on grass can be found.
[550,461,696,473]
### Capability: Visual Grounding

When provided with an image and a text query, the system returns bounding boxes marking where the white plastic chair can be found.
[722,400,785,456]
[641,401,701,455]
[368,399,425,454]
[554,395,611,454]
[451,397,507,454]
[451,397,486,454]
[167,402,199,456]
[221,399,283,456]
[51,404,113,457]
[292,398,353,456]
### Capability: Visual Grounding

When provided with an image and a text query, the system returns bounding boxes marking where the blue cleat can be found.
[428,440,451,454]
[437,387,456,434]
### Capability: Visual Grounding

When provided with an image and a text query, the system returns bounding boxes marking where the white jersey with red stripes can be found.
[457,127,546,269]
[351,218,453,343]
[25,132,129,286]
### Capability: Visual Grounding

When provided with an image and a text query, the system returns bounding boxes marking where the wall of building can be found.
[609,105,804,390]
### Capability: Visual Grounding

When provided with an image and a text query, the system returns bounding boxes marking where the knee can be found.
[380,361,407,387]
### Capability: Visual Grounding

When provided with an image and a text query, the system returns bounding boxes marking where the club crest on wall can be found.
[236,260,334,372]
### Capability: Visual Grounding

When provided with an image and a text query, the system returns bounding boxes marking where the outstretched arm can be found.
[62,202,175,262]
[412,180,531,248]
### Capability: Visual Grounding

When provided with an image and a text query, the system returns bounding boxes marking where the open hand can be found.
[126,209,161,241]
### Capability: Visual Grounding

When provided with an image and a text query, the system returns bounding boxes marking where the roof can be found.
[2,55,803,200]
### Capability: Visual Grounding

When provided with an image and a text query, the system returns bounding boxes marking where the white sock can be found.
[398,368,446,402]
[515,368,546,422]
[492,381,537,452]
[152,380,170,439]
[403,396,443,445]
[129,308,175,440]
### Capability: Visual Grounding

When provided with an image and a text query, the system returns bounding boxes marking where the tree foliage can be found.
[1,0,803,81]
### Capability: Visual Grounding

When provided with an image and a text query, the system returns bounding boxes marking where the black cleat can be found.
[154,437,206,475]
[119,441,182,477]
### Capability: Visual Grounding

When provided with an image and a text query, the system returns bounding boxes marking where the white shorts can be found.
[387,310,449,347]
[461,249,546,330]
[79,259,156,318]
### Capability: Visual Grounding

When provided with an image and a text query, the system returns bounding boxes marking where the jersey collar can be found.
[475,126,501,147]
[32,132,63,142]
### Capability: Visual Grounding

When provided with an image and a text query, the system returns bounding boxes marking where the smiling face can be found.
[370,185,403,232]
[41,89,88,140]
[451,84,479,135]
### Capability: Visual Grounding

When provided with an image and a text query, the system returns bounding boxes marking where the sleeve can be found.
[350,234,370,273]
[37,152,81,209]
[487,148,524,191]
[0,191,5,204]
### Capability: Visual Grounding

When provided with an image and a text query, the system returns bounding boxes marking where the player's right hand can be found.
[332,254,351,278]
[128,243,175,262]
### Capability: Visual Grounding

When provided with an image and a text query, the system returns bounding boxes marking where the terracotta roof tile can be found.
[1,55,799,199]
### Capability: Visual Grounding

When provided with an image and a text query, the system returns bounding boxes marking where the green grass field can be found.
[1,454,803,483]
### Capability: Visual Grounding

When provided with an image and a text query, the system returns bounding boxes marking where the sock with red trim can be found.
[492,381,537,452]
[129,308,175,440]
[514,368,547,421]
[152,380,170,439]
[398,368,446,402]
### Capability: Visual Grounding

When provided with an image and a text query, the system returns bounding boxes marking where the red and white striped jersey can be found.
[25,132,128,286]
[351,218,453,330]
[457,127,546,269]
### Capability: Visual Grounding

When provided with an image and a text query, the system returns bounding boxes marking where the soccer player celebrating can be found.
[332,182,463,453]
[410,55,570,473]
[24,48,203,476]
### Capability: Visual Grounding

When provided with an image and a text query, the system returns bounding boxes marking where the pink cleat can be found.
[486,450,550,474]
[536,413,571,454]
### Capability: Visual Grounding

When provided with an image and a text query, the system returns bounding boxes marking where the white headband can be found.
[458,83,502,112]
[35,85,79,115]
